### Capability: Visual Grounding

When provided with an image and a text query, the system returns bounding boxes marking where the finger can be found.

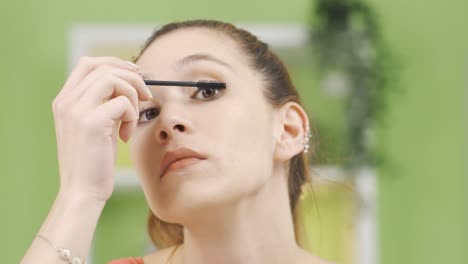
[80,75,140,115]
[119,119,137,143]
[68,65,152,103]
[93,96,138,142]
[56,56,140,101]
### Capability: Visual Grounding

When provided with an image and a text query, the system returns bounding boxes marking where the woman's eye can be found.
[192,87,223,100]
[138,108,159,123]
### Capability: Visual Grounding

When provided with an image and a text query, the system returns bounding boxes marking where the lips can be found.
[160,147,207,178]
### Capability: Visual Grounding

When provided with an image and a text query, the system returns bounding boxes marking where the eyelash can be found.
[138,83,226,123]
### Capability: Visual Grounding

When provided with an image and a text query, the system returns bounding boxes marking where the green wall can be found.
[371,1,467,263]
[2,0,466,263]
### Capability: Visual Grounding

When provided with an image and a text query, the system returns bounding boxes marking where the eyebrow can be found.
[141,53,235,80]
[174,53,234,72]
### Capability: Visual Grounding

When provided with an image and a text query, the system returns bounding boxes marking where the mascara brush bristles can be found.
[197,80,226,89]
[144,80,226,89]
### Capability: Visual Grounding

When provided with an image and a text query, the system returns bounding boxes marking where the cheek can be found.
[129,129,150,170]
[129,129,159,196]
[128,135,141,172]
[226,96,273,155]
[214,97,274,188]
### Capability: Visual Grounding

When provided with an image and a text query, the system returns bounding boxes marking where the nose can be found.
[154,104,192,144]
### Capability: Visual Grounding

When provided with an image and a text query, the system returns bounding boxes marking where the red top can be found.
[108,257,144,264]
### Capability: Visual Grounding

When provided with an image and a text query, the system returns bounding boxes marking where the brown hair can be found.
[133,19,314,255]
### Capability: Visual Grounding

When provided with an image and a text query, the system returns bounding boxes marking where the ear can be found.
[273,102,310,162]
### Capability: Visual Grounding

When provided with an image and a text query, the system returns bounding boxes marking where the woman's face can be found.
[130,28,278,223]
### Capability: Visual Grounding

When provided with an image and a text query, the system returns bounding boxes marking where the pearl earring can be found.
[304,130,311,153]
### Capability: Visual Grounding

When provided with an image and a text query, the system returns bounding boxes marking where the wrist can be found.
[57,189,109,206]
[35,190,106,264]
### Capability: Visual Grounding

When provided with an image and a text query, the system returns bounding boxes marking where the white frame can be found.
[68,23,378,264]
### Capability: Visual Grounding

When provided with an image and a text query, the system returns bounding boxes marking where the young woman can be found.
[21,20,330,264]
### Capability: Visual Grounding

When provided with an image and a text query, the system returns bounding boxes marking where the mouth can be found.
[160,148,208,178]
[161,157,205,178]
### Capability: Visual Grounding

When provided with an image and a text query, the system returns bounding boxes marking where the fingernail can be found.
[146,90,153,99]
[126,61,140,70]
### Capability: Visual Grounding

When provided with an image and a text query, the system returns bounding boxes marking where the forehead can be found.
[137,28,248,72]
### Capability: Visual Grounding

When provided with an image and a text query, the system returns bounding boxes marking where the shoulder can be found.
[143,245,182,264]
[107,245,180,264]
[139,245,334,264]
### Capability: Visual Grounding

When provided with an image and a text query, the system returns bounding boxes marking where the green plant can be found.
[309,0,401,171]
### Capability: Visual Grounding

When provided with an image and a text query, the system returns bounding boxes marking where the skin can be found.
[129,28,327,264]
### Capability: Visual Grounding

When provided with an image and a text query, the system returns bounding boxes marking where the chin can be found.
[153,178,239,223]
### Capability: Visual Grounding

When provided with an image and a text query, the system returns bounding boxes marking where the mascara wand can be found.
[144,80,226,89]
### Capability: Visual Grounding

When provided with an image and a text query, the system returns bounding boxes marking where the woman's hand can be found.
[51,56,152,202]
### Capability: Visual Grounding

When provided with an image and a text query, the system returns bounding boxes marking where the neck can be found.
[177,166,301,264]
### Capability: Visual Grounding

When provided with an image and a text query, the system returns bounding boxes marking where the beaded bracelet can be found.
[37,234,86,264]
